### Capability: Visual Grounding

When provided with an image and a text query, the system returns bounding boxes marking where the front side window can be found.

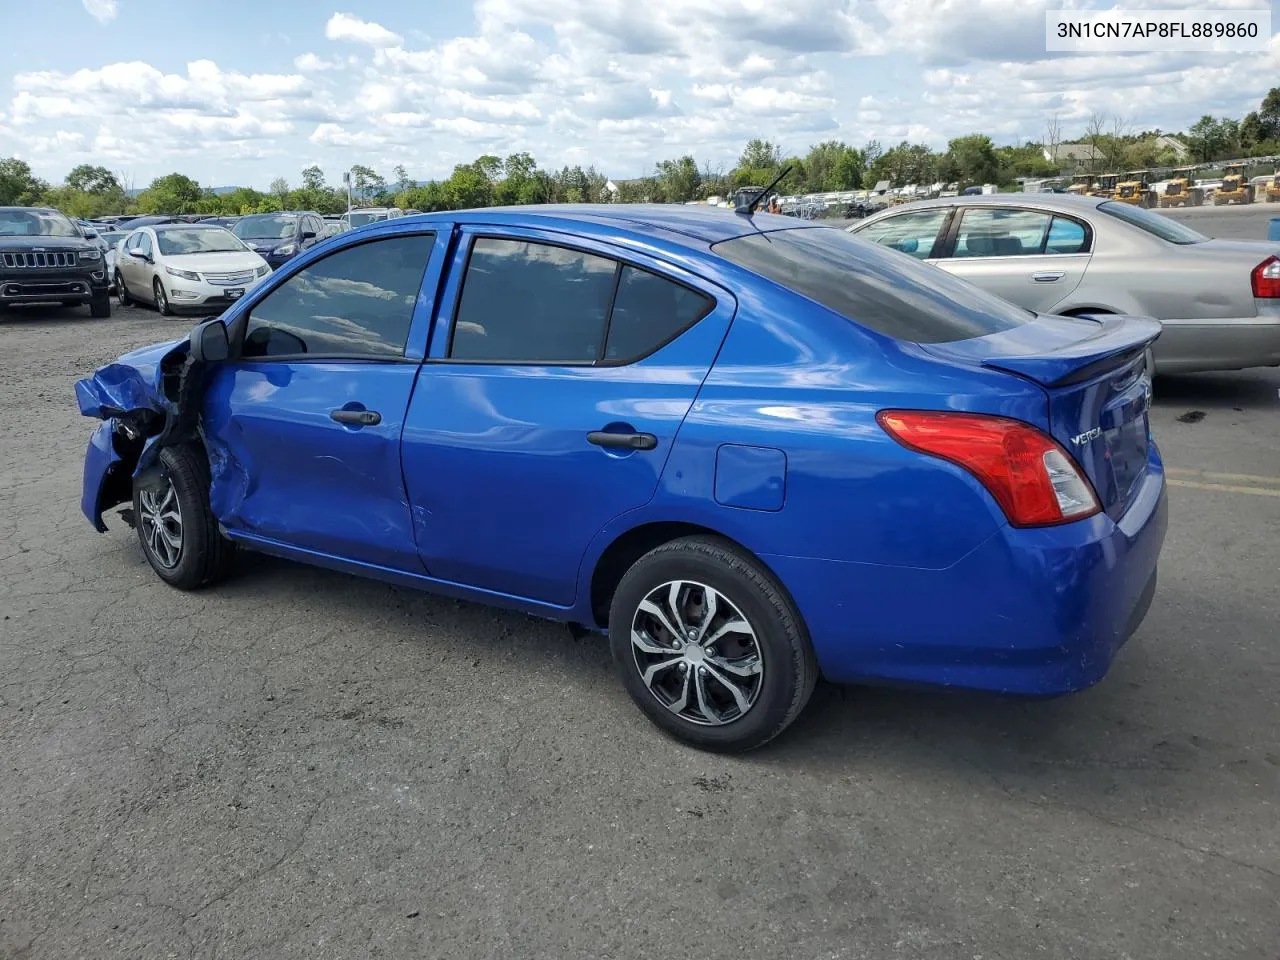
[136,233,153,257]
[851,209,950,259]
[242,234,434,359]
[714,227,1031,344]
[450,238,617,363]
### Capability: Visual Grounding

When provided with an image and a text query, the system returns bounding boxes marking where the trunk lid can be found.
[924,313,1162,519]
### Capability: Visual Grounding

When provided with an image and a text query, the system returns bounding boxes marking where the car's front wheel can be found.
[133,445,234,590]
[609,536,818,752]
[153,277,173,316]
[90,295,111,318]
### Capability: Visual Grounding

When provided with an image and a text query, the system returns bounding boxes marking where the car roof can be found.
[153,222,231,231]
[398,204,800,246]
[871,193,1109,214]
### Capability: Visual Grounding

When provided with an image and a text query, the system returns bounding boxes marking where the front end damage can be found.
[75,337,199,531]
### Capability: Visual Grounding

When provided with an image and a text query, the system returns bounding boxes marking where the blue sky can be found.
[1,0,1276,190]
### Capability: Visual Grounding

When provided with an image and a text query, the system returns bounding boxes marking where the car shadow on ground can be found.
[200,547,1223,819]
[0,303,109,326]
[1154,368,1280,410]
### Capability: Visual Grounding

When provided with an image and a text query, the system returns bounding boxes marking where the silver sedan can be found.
[847,193,1280,374]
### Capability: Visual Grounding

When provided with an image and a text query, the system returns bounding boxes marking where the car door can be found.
[933,206,1091,313]
[852,208,952,260]
[134,230,157,299]
[201,228,450,570]
[400,227,735,606]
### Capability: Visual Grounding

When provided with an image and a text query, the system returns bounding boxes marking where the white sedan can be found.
[114,224,271,316]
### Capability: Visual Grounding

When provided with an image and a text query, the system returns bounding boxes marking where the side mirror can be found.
[190,317,230,363]
[84,229,99,240]
[301,230,317,240]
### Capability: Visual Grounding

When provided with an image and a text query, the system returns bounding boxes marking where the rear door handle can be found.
[330,409,381,426]
[587,430,657,451]
[1032,271,1066,283]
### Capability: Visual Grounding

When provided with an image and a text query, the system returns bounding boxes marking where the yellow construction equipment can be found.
[1066,174,1095,196]
[1115,170,1156,207]
[1092,174,1119,199]
[1213,163,1254,205]
[1159,167,1202,208]
[1265,171,1280,203]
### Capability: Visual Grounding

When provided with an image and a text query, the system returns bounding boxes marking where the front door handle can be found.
[587,430,657,451]
[1032,271,1066,283]
[330,408,381,426]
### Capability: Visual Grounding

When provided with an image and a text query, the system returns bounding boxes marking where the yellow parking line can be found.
[1168,478,1280,498]
[1166,467,1280,488]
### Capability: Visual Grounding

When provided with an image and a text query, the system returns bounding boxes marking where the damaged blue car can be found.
[77,205,1167,752]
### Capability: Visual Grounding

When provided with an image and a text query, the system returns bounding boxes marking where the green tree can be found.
[136,173,202,214]
[1187,115,1232,163]
[65,164,120,194]
[392,164,413,193]
[946,134,999,186]
[1258,87,1280,139]
[269,177,290,205]
[0,157,48,205]
[443,163,493,209]
[654,155,701,202]
[803,141,864,191]
[301,165,326,191]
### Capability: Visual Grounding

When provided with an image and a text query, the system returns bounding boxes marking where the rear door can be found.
[401,227,735,606]
[935,206,1092,313]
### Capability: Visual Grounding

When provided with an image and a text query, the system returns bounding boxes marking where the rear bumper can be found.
[1154,308,1280,373]
[766,451,1168,695]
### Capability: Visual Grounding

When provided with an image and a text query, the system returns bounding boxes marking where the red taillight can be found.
[1252,256,1280,298]
[876,410,1101,527]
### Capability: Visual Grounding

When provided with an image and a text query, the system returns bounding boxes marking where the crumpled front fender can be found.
[75,337,193,530]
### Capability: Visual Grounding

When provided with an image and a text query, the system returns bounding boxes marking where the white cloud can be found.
[325,13,403,48]
[81,0,117,24]
[294,52,339,72]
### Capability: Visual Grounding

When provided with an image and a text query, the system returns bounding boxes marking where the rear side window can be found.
[449,238,713,364]
[242,234,434,358]
[603,266,712,363]
[952,208,1090,257]
[1097,200,1207,245]
[713,227,1031,344]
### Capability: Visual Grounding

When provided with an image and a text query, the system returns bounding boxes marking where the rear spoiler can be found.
[977,315,1162,387]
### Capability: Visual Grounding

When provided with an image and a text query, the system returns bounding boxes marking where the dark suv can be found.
[231,211,324,268]
[0,207,111,318]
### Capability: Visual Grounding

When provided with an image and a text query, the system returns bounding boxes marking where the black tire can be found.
[115,271,132,306]
[608,536,818,753]
[153,277,173,316]
[90,295,111,318]
[133,444,234,590]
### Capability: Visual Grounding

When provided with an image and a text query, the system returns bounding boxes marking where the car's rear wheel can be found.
[609,536,817,752]
[153,277,173,316]
[133,445,234,590]
[115,271,131,306]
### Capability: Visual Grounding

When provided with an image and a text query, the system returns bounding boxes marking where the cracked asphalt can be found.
[3,205,1279,959]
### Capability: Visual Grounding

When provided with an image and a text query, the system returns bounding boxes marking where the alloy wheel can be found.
[138,478,183,569]
[630,580,764,726]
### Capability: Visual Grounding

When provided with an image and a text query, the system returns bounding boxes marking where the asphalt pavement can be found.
[1,204,1278,960]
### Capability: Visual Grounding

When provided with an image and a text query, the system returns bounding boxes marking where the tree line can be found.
[2,87,1276,217]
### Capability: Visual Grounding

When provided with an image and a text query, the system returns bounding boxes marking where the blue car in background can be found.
[75,206,1167,751]
[231,211,324,268]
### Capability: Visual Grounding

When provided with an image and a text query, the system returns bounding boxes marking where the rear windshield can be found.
[713,227,1031,343]
[1097,201,1207,244]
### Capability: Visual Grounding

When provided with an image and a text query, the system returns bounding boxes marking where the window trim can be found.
[439,232,716,368]
[234,231,439,365]
[937,205,1093,260]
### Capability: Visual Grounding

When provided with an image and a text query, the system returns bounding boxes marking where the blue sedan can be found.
[75,205,1167,752]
